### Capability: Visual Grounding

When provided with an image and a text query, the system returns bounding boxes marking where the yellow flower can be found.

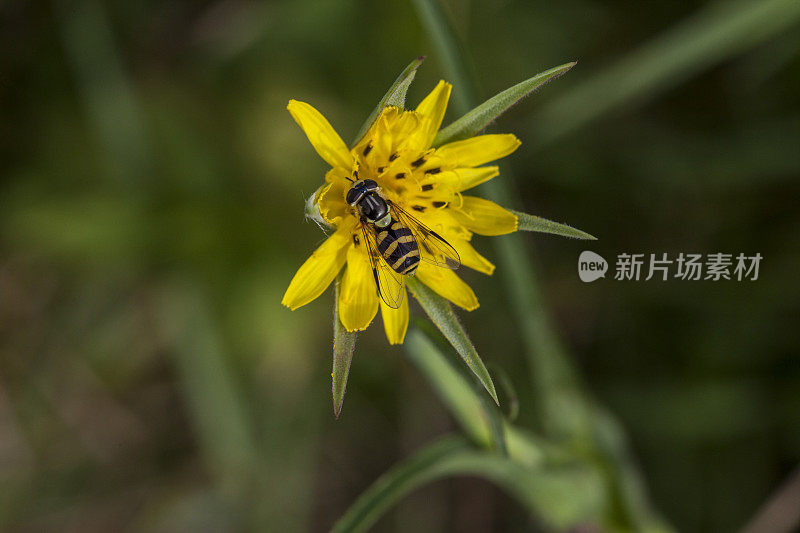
[282,81,520,344]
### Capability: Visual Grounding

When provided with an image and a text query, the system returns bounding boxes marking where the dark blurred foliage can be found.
[1,0,799,531]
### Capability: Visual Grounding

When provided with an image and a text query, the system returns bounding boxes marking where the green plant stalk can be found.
[411,0,591,440]
[411,0,673,529]
[332,435,608,533]
[404,329,493,448]
[530,0,800,147]
[158,283,259,495]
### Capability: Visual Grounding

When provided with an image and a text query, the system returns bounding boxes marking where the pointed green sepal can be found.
[332,276,357,418]
[432,62,576,148]
[351,56,426,147]
[513,210,596,240]
[406,277,498,405]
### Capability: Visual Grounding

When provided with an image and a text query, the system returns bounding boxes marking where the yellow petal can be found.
[436,134,521,167]
[452,239,495,275]
[414,262,478,311]
[316,174,348,225]
[390,110,425,154]
[415,80,452,149]
[380,289,409,344]
[455,166,499,191]
[282,226,351,310]
[287,100,353,170]
[338,245,379,332]
[453,196,518,236]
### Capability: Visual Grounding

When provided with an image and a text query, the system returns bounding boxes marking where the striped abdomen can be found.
[376,219,420,275]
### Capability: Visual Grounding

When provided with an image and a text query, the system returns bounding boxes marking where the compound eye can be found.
[362,179,378,190]
[345,187,360,205]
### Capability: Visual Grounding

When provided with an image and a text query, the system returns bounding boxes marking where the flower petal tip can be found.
[343,323,371,333]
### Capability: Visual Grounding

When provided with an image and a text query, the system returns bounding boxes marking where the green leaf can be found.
[530,0,800,147]
[158,284,258,485]
[332,277,357,418]
[405,277,498,404]
[513,210,597,240]
[412,0,593,441]
[404,328,493,448]
[433,62,576,147]
[351,56,425,147]
[489,363,520,422]
[332,435,607,533]
[332,436,469,533]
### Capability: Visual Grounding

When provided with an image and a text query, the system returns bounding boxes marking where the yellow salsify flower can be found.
[282,80,522,344]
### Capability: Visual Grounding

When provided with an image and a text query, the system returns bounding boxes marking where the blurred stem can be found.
[411,0,589,439]
[405,327,508,454]
[530,0,800,147]
[411,3,678,528]
[405,329,492,447]
[158,283,259,497]
[55,0,151,187]
[410,0,478,115]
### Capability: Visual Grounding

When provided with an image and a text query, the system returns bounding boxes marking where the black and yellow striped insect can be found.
[345,175,460,308]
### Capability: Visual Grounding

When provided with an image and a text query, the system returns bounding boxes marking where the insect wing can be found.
[359,220,405,309]
[389,202,461,270]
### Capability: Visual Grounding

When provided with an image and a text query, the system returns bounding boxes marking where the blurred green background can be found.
[2,0,799,531]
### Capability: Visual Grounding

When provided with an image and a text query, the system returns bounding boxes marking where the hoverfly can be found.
[345,172,461,308]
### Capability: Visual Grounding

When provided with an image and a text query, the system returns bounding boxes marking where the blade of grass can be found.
[410,7,674,530]
[332,436,469,533]
[488,363,520,422]
[405,328,500,451]
[55,0,151,187]
[409,0,477,114]
[406,277,498,404]
[433,62,576,147]
[412,0,590,440]
[530,0,800,147]
[332,277,357,418]
[351,56,425,146]
[332,435,606,533]
[158,283,258,492]
[513,210,597,240]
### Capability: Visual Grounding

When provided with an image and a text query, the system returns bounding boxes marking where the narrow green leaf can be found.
[413,0,593,441]
[405,277,498,404]
[405,328,493,447]
[332,435,606,533]
[531,0,800,148]
[433,62,576,147]
[410,0,477,115]
[332,277,357,418]
[158,284,258,485]
[351,56,425,146]
[332,436,470,533]
[513,210,597,240]
[489,363,520,422]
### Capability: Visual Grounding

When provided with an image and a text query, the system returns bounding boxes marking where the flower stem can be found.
[411,0,589,439]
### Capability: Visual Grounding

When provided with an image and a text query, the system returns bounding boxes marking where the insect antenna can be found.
[345,169,362,183]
